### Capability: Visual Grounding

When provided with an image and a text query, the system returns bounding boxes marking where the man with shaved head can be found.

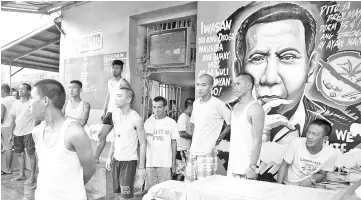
[185,74,231,182]
[106,87,146,200]
[30,79,95,200]
[228,73,265,179]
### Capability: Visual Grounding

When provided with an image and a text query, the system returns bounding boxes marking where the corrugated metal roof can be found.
[1,1,86,15]
[1,23,60,72]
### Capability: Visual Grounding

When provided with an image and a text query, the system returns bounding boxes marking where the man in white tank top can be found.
[63,80,90,126]
[1,84,17,175]
[30,79,95,200]
[94,60,131,163]
[228,73,265,179]
[105,87,146,200]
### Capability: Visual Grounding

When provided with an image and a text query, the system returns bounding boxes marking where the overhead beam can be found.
[49,1,87,14]
[6,38,60,62]
[39,49,60,55]
[27,53,59,62]
[11,62,58,72]
[11,67,24,76]
[39,1,68,12]
[1,7,49,15]
[1,1,13,6]
[17,57,58,67]
[45,28,61,35]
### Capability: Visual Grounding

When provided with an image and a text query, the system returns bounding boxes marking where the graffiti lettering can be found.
[338,29,361,39]
[326,39,344,50]
[215,77,231,87]
[320,4,340,16]
[199,43,223,53]
[320,23,338,33]
[214,51,230,61]
[200,20,232,35]
[346,36,361,46]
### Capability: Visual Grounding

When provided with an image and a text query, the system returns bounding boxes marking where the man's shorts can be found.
[175,150,189,176]
[111,159,137,199]
[146,167,171,190]
[185,148,217,183]
[14,134,35,155]
[1,127,13,150]
[102,112,114,126]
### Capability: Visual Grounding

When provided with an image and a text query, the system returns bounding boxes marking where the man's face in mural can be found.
[244,19,315,113]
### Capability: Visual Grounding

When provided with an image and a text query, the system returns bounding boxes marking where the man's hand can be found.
[216,138,222,146]
[101,112,107,121]
[138,168,146,180]
[299,178,313,187]
[262,99,295,135]
[245,167,257,180]
[105,158,112,171]
[8,135,14,145]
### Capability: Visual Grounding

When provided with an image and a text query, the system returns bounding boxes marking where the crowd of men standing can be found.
[1,59,359,200]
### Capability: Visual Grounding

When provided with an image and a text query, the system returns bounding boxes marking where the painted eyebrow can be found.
[275,47,301,56]
[248,50,270,58]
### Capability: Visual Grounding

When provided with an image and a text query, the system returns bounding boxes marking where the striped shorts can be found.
[185,148,217,183]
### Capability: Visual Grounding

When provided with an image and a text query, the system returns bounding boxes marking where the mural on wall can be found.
[196,1,361,173]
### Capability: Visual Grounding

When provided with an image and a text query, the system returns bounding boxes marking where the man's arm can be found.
[62,101,67,115]
[9,114,16,142]
[189,122,194,135]
[102,87,110,117]
[217,125,230,143]
[1,104,5,124]
[249,104,265,166]
[277,160,290,184]
[171,139,177,171]
[135,118,146,169]
[179,131,192,139]
[75,102,91,126]
[67,123,96,184]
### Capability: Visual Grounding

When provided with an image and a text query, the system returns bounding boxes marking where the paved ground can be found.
[1,169,146,200]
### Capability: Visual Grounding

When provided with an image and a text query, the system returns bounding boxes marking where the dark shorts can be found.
[111,159,137,199]
[102,112,114,126]
[14,134,35,155]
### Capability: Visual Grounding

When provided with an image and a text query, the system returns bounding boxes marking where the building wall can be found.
[60,1,195,125]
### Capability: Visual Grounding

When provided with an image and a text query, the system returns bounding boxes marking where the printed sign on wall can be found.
[77,31,103,52]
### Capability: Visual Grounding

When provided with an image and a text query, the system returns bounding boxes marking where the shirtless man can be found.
[94,60,131,163]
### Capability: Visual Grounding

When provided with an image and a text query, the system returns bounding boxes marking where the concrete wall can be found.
[60,1,196,125]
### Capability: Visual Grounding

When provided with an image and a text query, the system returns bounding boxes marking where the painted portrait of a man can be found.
[213,1,361,173]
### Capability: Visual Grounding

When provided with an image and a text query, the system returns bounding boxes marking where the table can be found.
[182,175,338,200]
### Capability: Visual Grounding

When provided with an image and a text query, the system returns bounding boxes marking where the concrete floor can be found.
[1,169,145,200]
[1,150,145,200]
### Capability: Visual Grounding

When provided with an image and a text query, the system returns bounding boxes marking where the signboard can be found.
[77,31,103,52]
[64,52,128,109]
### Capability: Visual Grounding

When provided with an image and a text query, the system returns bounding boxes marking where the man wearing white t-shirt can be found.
[185,74,231,182]
[9,83,37,185]
[175,98,194,181]
[144,96,179,190]
[277,119,338,187]
[1,84,17,175]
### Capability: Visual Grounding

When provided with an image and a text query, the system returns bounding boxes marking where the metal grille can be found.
[143,80,183,121]
[147,17,194,32]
